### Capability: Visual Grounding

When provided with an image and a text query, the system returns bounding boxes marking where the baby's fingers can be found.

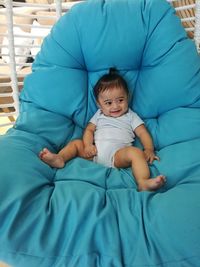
[149,155,160,164]
[154,155,160,161]
[86,148,97,158]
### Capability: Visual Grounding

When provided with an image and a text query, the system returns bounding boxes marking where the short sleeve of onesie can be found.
[129,109,144,131]
[89,110,100,125]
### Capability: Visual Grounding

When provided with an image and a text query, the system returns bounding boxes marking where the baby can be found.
[39,69,166,191]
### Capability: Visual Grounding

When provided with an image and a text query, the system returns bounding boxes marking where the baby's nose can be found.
[112,101,119,108]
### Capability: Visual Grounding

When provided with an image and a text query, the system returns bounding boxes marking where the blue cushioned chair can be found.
[1,0,200,266]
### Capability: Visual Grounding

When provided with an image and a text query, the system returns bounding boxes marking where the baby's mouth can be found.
[110,110,121,115]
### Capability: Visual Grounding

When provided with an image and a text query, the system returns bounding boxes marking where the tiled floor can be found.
[0,117,13,135]
[0,263,10,267]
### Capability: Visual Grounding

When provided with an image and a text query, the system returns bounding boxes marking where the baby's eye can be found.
[118,98,124,103]
[105,101,112,105]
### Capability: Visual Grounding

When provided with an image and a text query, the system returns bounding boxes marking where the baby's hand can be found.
[144,149,159,164]
[84,144,97,158]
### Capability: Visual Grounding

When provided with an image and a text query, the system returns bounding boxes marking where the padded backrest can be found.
[18,0,200,151]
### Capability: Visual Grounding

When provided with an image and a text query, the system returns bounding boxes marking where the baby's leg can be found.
[114,146,166,191]
[39,140,84,168]
[39,148,65,168]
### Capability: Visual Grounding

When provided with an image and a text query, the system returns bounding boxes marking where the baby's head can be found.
[94,68,129,117]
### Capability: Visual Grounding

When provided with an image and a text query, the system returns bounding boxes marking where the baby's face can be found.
[97,86,129,117]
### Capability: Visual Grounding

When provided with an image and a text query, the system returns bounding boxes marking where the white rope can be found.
[0,82,11,87]
[167,0,193,2]
[0,93,13,97]
[9,1,52,8]
[13,23,50,30]
[4,0,19,116]
[194,0,200,52]
[175,4,195,11]
[181,16,195,22]
[12,12,54,19]
[0,103,15,108]
[185,27,195,31]
[0,122,15,128]
[51,1,83,10]
[0,112,17,117]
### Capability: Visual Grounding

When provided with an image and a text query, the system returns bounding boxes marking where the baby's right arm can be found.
[83,123,97,157]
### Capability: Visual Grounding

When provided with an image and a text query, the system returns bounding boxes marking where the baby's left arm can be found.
[134,124,159,164]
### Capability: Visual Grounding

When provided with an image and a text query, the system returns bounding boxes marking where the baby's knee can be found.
[71,139,82,145]
[70,139,84,155]
[71,139,83,148]
[127,146,144,159]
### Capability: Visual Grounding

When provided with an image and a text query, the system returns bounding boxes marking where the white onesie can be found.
[89,108,144,167]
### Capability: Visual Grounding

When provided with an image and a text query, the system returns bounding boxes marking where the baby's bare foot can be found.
[39,148,65,168]
[138,175,166,191]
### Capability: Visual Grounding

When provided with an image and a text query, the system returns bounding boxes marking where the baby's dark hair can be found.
[93,68,129,100]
